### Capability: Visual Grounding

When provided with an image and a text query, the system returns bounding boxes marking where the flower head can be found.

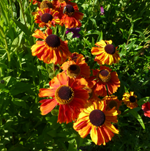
[61,59,91,78]
[69,52,85,63]
[92,66,120,97]
[142,102,150,118]
[66,28,81,38]
[64,52,89,78]
[122,91,138,109]
[73,99,119,145]
[52,0,77,9]
[39,72,89,123]
[91,40,120,65]
[33,8,60,27]
[31,28,71,65]
[60,4,83,28]
[40,0,53,9]
[102,95,122,114]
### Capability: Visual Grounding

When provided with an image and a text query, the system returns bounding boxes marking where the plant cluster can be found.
[0,0,150,150]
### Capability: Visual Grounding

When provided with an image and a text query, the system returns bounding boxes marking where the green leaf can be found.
[119,43,126,57]
[68,139,76,151]
[133,17,142,23]
[128,23,134,36]
[97,31,103,41]
[82,4,89,9]
[75,134,85,149]
[13,19,31,37]
[129,109,145,129]
[85,30,101,36]
[9,82,33,95]
[0,1,9,25]
[138,96,150,106]
[66,32,73,39]
[89,18,97,27]
[3,76,11,86]
[12,98,27,109]
[47,130,56,137]
[0,62,7,69]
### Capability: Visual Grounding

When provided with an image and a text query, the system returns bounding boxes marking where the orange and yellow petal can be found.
[122,91,138,109]
[104,122,119,134]
[61,15,81,28]
[32,29,71,65]
[39,88,55,97]
[57,97,88,123]
[69,52,85,64]
[33,8,60,27]
[73,100,119,145]
[103,95,122,114]
[78,122,92,138]
[39,72,90,123]
[40,98,58,115]
[61,60,90,78]
[32,29,46,39]
[91,40,120,65]
[60,7,83,28]
[94,82,107,97]
[92,66,120,96]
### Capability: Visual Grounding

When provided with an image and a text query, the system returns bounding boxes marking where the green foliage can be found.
[0,0,150,150]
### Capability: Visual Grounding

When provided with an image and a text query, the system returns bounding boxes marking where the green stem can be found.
[9,0,13,17]
[54,25,58,35]
[63,28,67,40]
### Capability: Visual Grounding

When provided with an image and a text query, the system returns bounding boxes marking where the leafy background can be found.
[0,0,150,150]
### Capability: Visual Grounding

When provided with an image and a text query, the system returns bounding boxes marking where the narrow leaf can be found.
[129,109,145,129]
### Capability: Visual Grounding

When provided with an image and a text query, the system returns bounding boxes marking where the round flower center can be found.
[45,34,60,48]
[63,4,74,16]
[129,96,136,102]
[55,85,74,105]
[67,64,81,78]
[41,13,53,23]
[40,1,53,9]
[99,69,111,83]
[108,100,118,109]
[89,109,105,126]
[105,44,116,54]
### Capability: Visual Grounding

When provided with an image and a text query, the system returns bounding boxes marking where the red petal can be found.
[45,28,53,36]
[40,98,57,115]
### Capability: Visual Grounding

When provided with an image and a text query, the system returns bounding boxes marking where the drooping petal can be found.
[32,29,45,39]
[40,98,57,115]
[104,122,119,134]
[57,71,69,85]
[78,122,91,138]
